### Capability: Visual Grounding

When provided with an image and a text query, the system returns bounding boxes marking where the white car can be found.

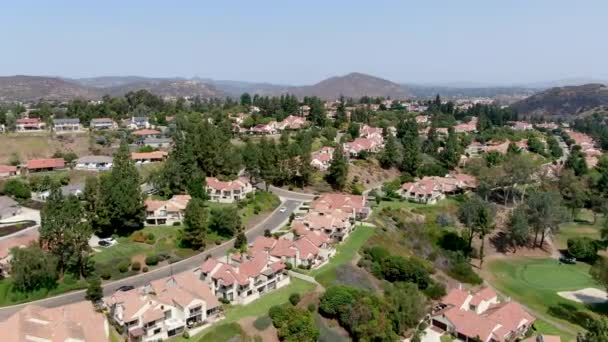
[279,207,287,213]
[99,238,117,247]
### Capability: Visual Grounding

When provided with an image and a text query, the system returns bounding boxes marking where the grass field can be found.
[0,132,92,164]
[313,225,374,287]
[487,257,603,340]
[0,276,87,306]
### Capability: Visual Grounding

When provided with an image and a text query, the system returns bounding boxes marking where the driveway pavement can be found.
[0,198,302,321]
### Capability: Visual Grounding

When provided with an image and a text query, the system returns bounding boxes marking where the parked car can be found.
[279,207,287,213]
[99,237,117,247]
[560,255,576,264]
[116,285,135,292]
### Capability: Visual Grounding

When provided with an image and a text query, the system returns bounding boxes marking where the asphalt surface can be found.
[0,198,302,321]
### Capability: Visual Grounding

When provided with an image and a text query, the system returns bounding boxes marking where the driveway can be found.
[0,199,302,321]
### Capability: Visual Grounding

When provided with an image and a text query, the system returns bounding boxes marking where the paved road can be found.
[267,185,316,202]
[0,199,302,321]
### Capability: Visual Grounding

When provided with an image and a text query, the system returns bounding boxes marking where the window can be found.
[154,328,161,335]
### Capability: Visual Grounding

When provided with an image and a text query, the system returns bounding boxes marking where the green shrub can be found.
[118,261,130,273]
[307,303,316,312]
[567,237,599,262]
[142,266,149,272]
[131,261,141,271]
[253,315,272,331]
[100,269,112,280]
[289,293,301,306]
[145,255,159,266]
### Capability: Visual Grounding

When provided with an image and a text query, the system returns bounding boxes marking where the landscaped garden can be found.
[487,257,605,341]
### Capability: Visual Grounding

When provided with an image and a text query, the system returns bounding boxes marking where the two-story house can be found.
[145,195,191,225]
[53,118,81,132]
[16,118,45,132]
[205,177,254,203]
[90,117,117,130]
[75,155,113,171]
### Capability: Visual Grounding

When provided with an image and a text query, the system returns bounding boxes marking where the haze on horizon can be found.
[1,0,607,86]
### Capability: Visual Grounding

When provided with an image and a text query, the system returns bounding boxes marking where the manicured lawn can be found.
[313,225,375,287]
[533,319,570,341]
[224,278,316,322]
[556,210,604,251]
[487,257,602,340]
[178,322,249,342]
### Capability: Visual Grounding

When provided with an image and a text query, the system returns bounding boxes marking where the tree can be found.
[39,186,92,276]
[82,176,99,220]
[385,282,427,334]
[524,191,568,248]
[180,198,208,249]
[590,257,608,293]
[2,179,31,200]
[567,237,599,261]
[240,93,252,107]
[526,136,545,155]
[10,244,58,292]
[234,232,247,251]
[547,135,563,159]
[347,122,360,139]
[566,145,588,176]
[578,317,608,342]
[325,144,348,190]
[269,305,319,342]
[440,127,460,169]
[397,118,421,175]
[558,169,588,217]
[94,140,145,237]
[379,134,402,169]
[85,275,103,304]
[208,206,241,238]
[506,206,529,251]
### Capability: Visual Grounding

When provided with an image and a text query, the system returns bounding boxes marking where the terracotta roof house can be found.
[432,287,535,342]
[311,193,369,220]
[512,121,534,131]
[415,115,429,124]
[206,177,254,203]
[292,210,352,241]
[311,146,335,171]
[277,115,307,130]
[53,118,81,132]
[197,250,289,305]
[26,158,66,173]
[16,117,45,132]
[343,137,382,157]
[249,122,277,135]
[359,124,384,139]
[145,195,191,225]
[399,173,477,204]
[0,164,18,178]
[454,117,478,133]
[106,273,222,342]
[133,129,162,137]
[0,301,109,342]
[131,151,168,163]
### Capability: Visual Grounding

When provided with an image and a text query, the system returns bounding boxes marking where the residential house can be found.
[133,129,162,139]
[106,273,222,342]
[75,155,113,171]
[145,195,191,225]
[359,124,384,140]
[37,183,84,201]
[311,146,334,171]
[90,117,117,130]
[249,122,277,135]
[16,118,45,132]
[130,116,151,130]
[198,251,289,305]
[292,209,352,241]
[277,115,307,130]
[311,193,370,220]
[343,137,382,157]
[415,115,429,124]
[0,165,17,178]
[206,177,254,203]
[0,301,109,342]
[454,117,478,133]
[399,173,477,204]
[25,158,66,173]
[131,151,168,164]
[143,137,173,149]
[432,287,535,342]
[250,230,334,269]
[53,118,81,132]
[0,196,20,220]
[535,122,559,130]
[512,121,534,131]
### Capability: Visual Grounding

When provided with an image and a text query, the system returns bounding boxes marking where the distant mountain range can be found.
[0,73,606,104]
[511,83,608,118]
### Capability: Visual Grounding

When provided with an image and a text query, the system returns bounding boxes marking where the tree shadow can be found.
[548,303,594,329]
[489,231,510,254]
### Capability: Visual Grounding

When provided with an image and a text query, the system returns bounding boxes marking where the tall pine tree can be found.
[397,118,421,175]
[326,144,349,190]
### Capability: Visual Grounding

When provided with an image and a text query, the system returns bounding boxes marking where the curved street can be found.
[0,193,306,321]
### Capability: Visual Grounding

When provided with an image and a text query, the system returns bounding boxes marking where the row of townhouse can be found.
[431,287,535,342]
[13,116,151,133]
[248,115,308,135]
[343,124,385,157]
[205,176,254,203]
[198,250,290,305]
[399,173,477,204]
[105,272,222,342]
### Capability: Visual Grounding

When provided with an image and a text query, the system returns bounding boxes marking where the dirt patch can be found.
[131,254,146,266]
[348,159,400,189]
[239,317,279,342]
[0,133,93,163]
[558,288,608,304]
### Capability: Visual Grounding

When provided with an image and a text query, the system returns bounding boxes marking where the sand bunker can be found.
[558,288,608,304]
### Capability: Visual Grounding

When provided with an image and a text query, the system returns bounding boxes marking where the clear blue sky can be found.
[1,0,607,85]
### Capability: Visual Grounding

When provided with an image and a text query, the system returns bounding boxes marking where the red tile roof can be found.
[131,151,167,160]
[132,129,161,136]
[26,158,65,170]
[0,165,17,173]
[206,177,250,191]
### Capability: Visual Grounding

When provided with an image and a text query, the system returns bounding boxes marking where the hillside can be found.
[0,75,99,102]
[286,72,410,100]
[100,79,225,98]
[511,83,608,118]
